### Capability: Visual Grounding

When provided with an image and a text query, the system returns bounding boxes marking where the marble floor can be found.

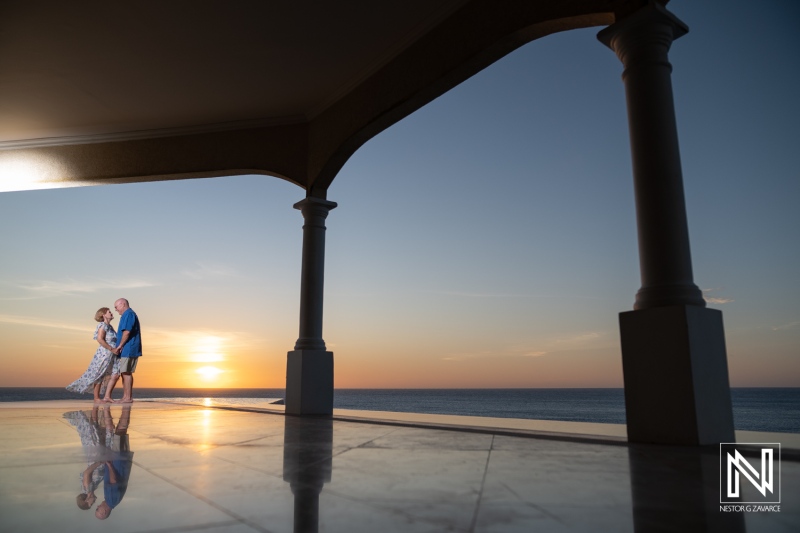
[0,400,797,533]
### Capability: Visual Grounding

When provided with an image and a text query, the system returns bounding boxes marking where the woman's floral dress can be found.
[66,323,119,395]
[63,409,112,492]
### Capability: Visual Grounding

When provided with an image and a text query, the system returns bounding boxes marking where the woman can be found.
[66,307,119,402]
[63,406,109,510]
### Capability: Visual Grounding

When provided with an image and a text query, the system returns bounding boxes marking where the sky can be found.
[0,0,798,389]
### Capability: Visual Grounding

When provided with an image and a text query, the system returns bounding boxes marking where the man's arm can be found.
[114,330,130,355]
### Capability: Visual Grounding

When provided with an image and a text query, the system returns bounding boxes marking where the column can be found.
[286,197,337,415]
[283,416,333,533]
[598,2,734,445]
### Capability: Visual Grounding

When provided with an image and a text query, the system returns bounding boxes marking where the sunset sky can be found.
[1,1,798,389]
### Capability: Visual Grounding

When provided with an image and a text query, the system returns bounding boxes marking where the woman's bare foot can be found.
[101,398,113,403]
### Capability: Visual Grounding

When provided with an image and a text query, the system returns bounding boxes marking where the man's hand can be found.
[115,330,130,356]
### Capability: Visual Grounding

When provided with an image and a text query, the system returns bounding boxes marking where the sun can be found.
[196,366,224,381]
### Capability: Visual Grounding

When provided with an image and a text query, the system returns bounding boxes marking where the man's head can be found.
[95,501,111,520]
[114,299,130,314]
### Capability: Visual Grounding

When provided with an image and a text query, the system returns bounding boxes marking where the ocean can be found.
[1,387,798,434]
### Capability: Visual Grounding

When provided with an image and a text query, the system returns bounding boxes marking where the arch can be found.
[307,12,617,197]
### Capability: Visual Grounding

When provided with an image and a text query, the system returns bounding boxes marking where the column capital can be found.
[598,1,688,66]
[293,197,338,215]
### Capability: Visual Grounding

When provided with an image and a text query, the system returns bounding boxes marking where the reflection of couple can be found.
[66,298,142,403]
[64,405,133,520]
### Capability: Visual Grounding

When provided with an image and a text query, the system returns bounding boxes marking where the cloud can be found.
[0,316,267,362]
[143,328,256,362]
[772,321,800,332]
[421,290,600,300]
[0,314,87,332]
[429,290,554,299]
[442,348,548,361]
[41,344,76,350]
[551,331,604,345]
[705,297,734,304]
[442,351,493,362]
[702,288,733,305]
[14,277,156,298]
[441,333,610,361]
[181,262,237,280]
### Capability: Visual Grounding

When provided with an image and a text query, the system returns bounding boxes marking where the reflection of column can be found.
[598,3,734,445]
[283,416,333,533]
[286,197,336,415]
[627,445,745,533]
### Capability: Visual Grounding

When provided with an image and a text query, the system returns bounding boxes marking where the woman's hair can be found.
[95,307,109,322]
[76,493,91,510]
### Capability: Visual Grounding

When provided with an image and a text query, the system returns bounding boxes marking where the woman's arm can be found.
[96,325,115,351]
[82,461,103,489]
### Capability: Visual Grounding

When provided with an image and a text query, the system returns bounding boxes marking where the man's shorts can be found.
[118,357,138,373]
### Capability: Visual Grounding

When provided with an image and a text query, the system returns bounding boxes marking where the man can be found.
[94,405,133,520]
[108,298,142,403]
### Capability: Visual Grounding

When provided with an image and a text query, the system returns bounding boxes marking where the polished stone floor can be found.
[0,400,797,533]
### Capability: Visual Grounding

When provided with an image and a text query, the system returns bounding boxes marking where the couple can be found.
[65,404,133,520]
[67,298,142,403]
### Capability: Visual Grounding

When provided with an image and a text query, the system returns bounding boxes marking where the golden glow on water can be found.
[197,408,213,451]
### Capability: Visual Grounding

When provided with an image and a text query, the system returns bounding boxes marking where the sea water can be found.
[1,387,798,434]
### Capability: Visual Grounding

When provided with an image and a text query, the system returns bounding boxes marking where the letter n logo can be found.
[720,443,781,504]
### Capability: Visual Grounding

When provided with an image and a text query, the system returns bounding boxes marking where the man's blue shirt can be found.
[103,453,133,509]
[118,308,142,357]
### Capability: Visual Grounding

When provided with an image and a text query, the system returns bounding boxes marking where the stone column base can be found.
[285,350,334,415]
[619,305,734,445]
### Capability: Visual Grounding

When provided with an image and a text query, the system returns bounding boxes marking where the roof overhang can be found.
[0,0,658,196]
